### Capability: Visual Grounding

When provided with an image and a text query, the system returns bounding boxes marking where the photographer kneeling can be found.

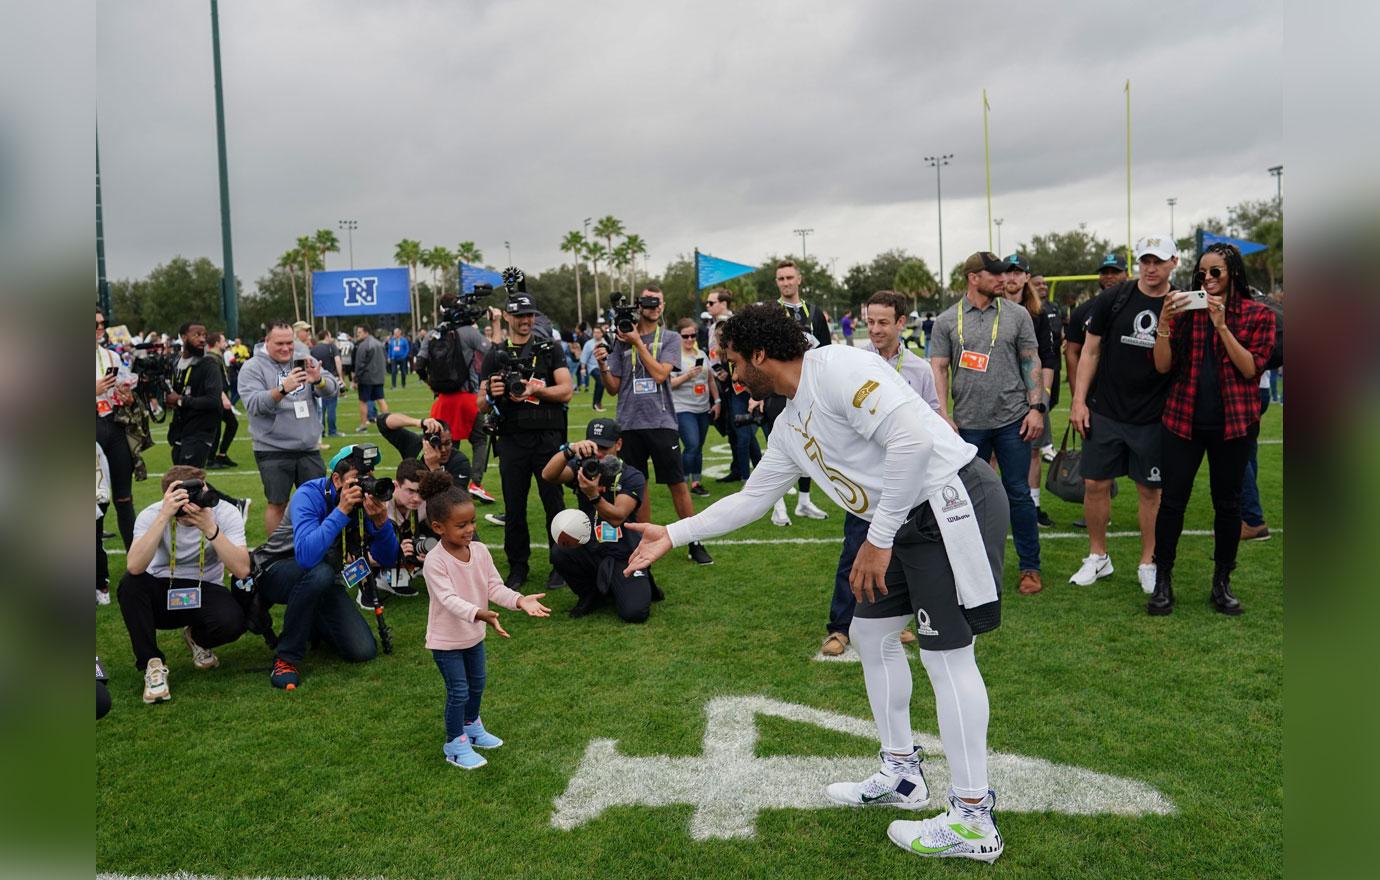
[253,443,400,689]
[376,457,432,599]
[375,412,472,486]
[118,465,250,704]
[540,418,657,623]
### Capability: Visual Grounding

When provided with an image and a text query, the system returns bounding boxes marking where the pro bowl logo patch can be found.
[941,484,967,512]
[851,380,879,409]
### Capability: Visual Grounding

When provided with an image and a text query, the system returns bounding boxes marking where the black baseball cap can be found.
[1098,253,1128,271]
[1004,253,1031,273]
[961,252,1016,275]
[586,418,621,448]
[505,293,539,316]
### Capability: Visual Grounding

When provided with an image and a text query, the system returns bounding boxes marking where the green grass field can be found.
[96,377,1283,880]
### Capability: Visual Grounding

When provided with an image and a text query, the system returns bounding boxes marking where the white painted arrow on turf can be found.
[551,695,1174,840]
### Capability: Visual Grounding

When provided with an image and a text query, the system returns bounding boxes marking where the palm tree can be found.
[422,245,455,327]
[296,235,319,324]
[560,230,587,326]
[623,233,647,291]
[611,242,631,300]
[394,238,423,331]
[593,215,625,283]
[455,241,483,266]
[585,241,608,318]
[278,249,302,322]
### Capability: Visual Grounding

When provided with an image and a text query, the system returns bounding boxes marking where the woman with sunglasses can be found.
[1149,244,1276,616]
[669,318,719,497]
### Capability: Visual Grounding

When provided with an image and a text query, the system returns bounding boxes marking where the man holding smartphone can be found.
[1067,235,1178,594]
[238,321,341,535]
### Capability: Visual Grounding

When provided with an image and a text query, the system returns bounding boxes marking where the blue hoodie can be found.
[288,476,400,570]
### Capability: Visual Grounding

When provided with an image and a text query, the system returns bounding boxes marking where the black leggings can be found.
[763,394,810,493]
[1154,423,1257,579]
[218,408,238,455]
[96,416,136,548]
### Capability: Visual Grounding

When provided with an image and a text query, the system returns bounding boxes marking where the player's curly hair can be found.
[419,470,471,523]
[719,303,811,362]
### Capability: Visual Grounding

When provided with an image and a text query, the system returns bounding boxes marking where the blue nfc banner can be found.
[1198,230,1268,257]
[695,250,757,289]
[460,262,505,293]
[312,267,412,316]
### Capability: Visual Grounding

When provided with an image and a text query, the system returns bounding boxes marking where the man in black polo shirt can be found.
[165,321,224,468]
[477,292,573,588]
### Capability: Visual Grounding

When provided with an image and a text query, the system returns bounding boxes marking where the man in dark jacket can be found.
[352,325,389,431]
[165,321,224,468]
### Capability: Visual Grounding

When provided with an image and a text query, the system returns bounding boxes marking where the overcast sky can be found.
[96,0,1282,293]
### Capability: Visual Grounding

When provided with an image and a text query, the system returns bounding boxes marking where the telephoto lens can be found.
[357,475,395,502]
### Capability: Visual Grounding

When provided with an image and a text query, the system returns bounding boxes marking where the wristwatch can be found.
[1030,402,1048,413]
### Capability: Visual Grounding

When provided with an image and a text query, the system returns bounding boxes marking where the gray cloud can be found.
[97,0,1282,294]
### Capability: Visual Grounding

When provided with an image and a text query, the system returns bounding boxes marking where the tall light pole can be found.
[994,218,1004,256]
[793,228,813,261]
[209,0,238,337]
[1166,198,1177,241]
[504,240,512,266]
[1268,165,1283,215]
[97,125,111,320]
[924,153,953,290]
[338,219,357,269]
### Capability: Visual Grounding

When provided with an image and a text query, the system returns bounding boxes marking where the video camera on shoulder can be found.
[341,443,394,502]
[439,284,494,329]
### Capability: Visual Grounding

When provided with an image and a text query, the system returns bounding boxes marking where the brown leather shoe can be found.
[1240,522,1271,542]
[1019,570,1043,594]
[821,632,849,656]
[899,628,917,646]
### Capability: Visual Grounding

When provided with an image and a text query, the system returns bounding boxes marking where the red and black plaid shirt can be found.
[1162,295,1276,440]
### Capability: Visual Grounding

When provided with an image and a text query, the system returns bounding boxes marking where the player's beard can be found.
[739,360,773,400]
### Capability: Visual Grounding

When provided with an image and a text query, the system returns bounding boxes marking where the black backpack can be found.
[420,328,469,394]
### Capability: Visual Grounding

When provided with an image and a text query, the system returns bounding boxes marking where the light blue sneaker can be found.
[443,735,487,770]
[464,718,504,749]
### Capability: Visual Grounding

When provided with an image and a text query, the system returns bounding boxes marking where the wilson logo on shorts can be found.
[915,609,939,637]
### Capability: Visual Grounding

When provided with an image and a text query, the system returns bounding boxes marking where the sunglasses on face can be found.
[680,333,697,339]
[1198,266,1227,280]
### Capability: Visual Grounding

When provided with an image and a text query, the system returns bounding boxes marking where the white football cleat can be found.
[826,750,929,809]
[1069,553,1114,586]
[771,498,791,527]
[794,496,829,520]
[887,789,1003,862]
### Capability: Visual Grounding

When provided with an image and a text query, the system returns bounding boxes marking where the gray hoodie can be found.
[237,342,340,453]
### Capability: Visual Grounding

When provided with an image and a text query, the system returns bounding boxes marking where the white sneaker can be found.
[826,750,930,809]
[1068,553,1114,586]
[96,587,111,606]
[182,626,219,670]
[143,657,171,704]
[771,498,792,527]
[794,496,829,520]
[1138,563,1157,595]
[887,789,1003,862]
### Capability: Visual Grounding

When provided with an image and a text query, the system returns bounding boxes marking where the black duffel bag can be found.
[1046,424,1118,504]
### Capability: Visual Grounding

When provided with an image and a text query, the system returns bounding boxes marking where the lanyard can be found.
[780,300,810,326]
[327,486,365,563]
[628,326,663,380]
[168,523,206,584]
[957,297,1001,356]
[892,346,906,374]
[178,364,193,394]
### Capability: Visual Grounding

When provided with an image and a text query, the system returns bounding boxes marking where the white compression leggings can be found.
[849,615,991,799]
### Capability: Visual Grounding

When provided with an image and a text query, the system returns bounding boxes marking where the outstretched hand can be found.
[622,522,672,576]
[517,593,551,618]
[476,608,509,638]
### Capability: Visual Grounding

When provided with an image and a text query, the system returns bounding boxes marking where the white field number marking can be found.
[551,695,1174,840]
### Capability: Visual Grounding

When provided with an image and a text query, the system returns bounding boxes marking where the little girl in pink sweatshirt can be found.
[419,472,550,770]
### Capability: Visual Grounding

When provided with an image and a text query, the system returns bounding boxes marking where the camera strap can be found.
[326,485,366,564]
[629,326,663,381]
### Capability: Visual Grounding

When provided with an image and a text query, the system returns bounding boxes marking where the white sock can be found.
[1030,487,1040,506]
[919,642,990,799]
[849,616,913,753]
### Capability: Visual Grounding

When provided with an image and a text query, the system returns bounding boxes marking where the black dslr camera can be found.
[733,410,764,428]
[341,443,394,502]
[175,479,220,515]
[404,535,439,567]
[571,454,624,490]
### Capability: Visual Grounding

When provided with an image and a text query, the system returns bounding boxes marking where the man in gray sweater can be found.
[238,320,342,535]
[352,325,389,432]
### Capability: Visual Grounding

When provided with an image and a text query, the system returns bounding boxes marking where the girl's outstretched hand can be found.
[517,593,551,618]
[476,608,509,638]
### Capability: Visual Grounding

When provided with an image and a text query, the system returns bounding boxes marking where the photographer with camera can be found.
[377,458,432,598]
[165,321,224,468]
[595,284,713,566]
[415,291,499,501]
[252,443,401,689]
[238,320,342,536]
[541,419,659,622]
[477,292,573,588]
[118,465,250,704]
[375,412,473,486]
